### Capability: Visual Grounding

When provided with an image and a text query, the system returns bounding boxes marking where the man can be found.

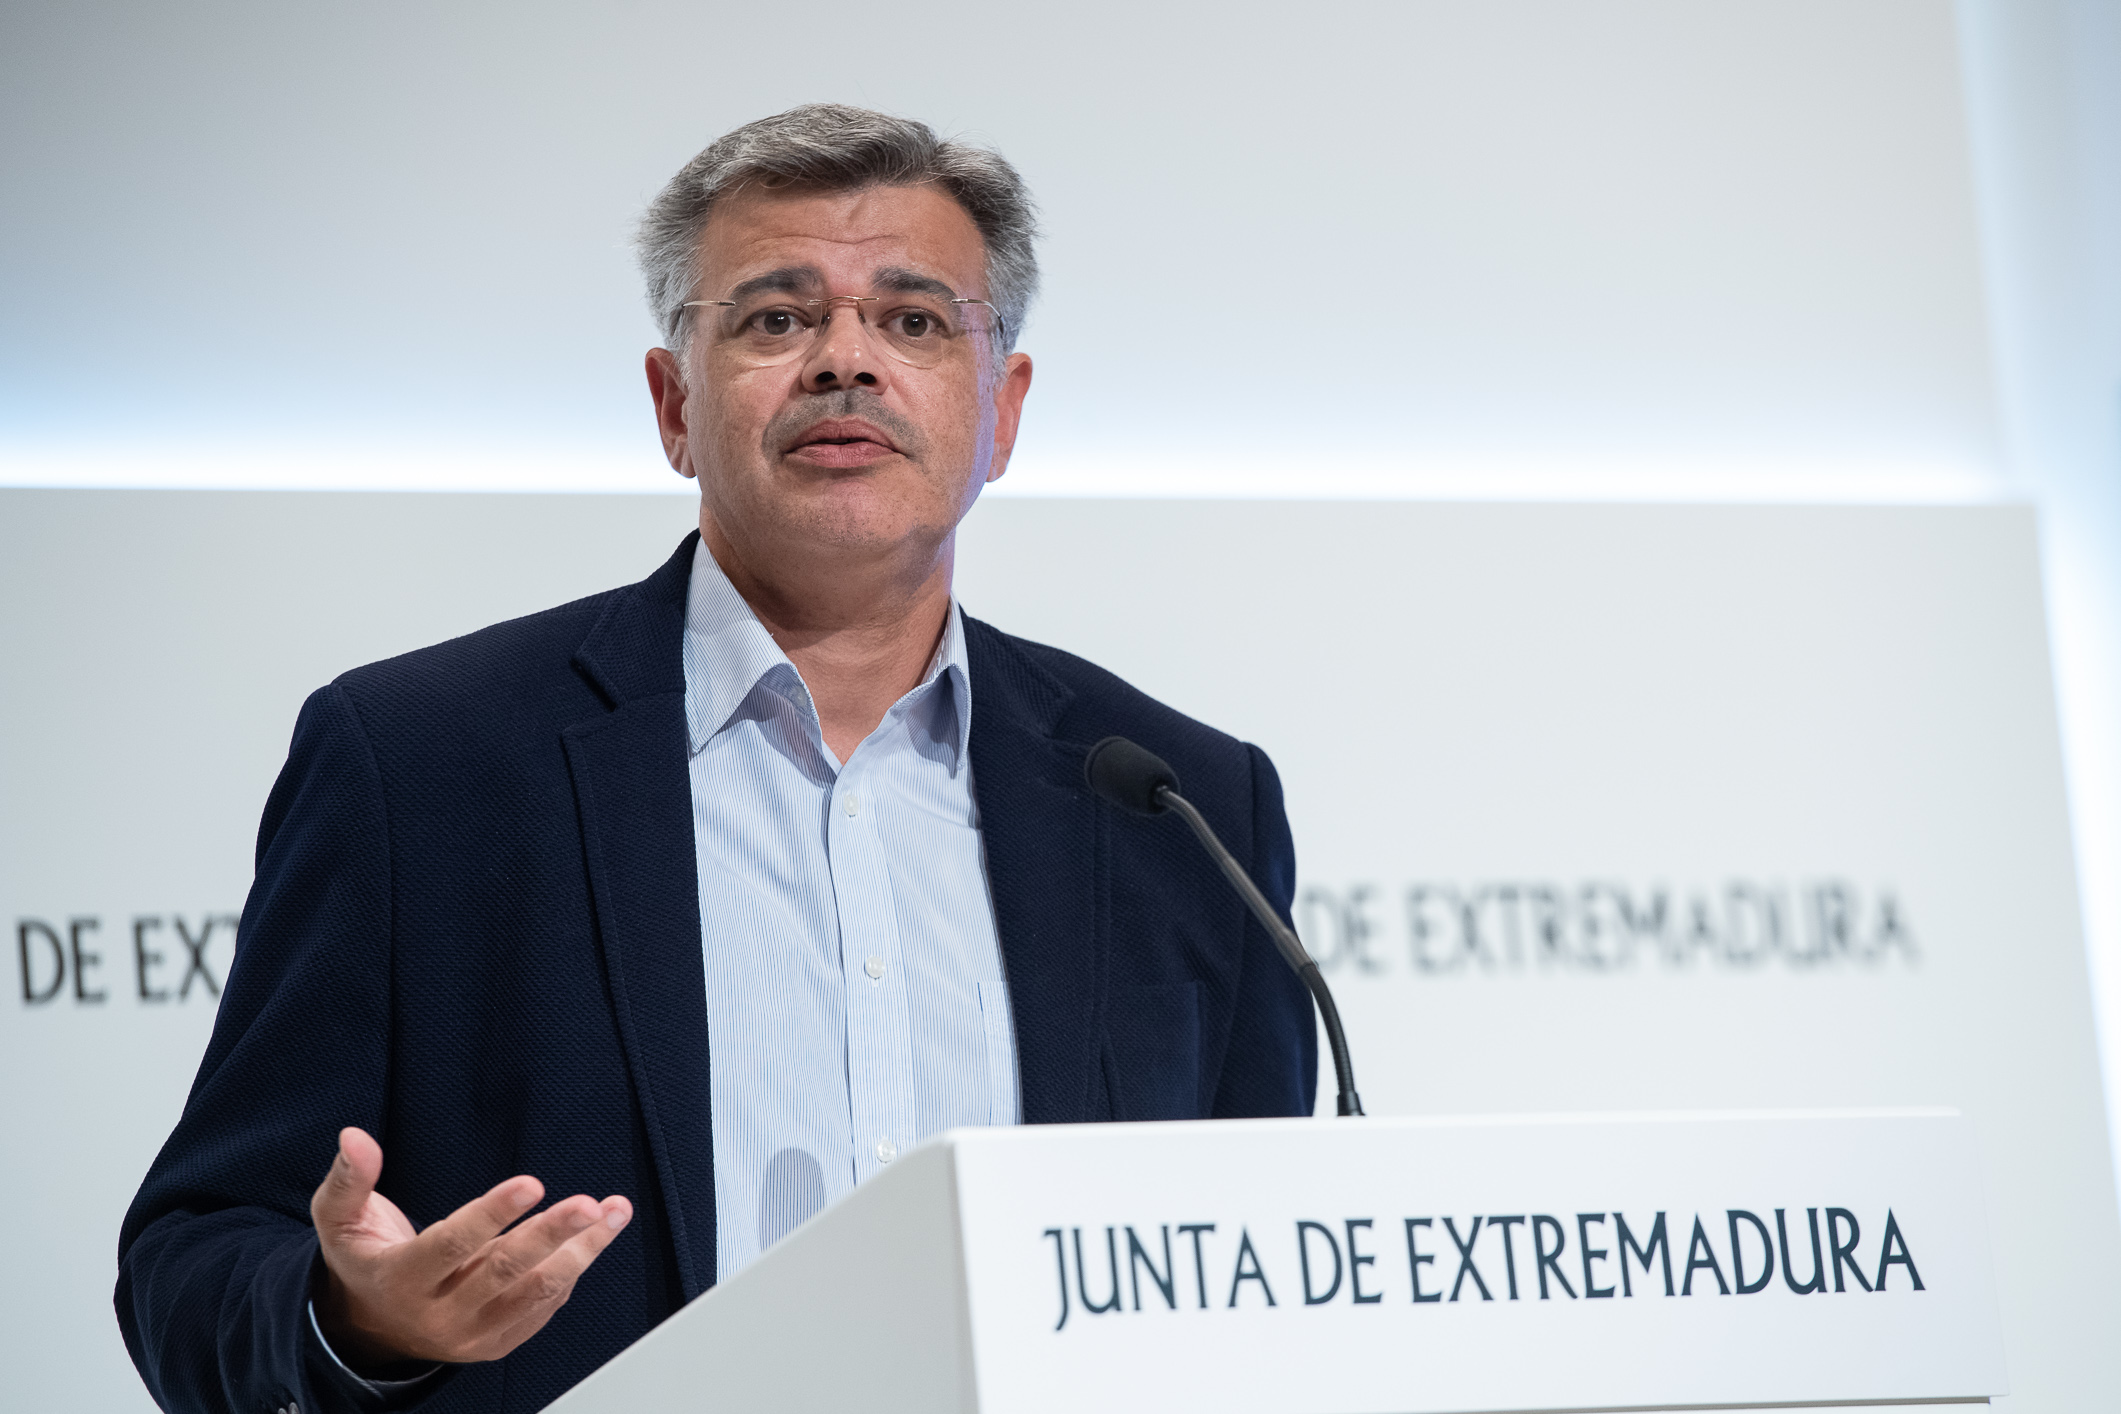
[117,104,1313,1414]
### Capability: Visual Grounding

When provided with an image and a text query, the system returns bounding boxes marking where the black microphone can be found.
[1084,735,1364,1117]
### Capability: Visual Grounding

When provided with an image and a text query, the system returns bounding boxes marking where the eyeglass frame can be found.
[679,291,1009,359]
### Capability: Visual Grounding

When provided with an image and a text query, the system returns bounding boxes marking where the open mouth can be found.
[791,419,898,452]
[787,418,902,467]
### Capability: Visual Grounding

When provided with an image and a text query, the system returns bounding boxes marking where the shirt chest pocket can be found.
[976,979,1021,1125]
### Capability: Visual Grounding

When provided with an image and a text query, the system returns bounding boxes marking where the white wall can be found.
[1955,0,2121,1208]
[5,491,2114,1410]
[2,0,2000,496]
[4,0,2120,1399]
[16,1,2106,1143]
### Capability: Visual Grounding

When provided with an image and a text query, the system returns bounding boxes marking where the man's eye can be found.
[891,309,941,340]
[748,309,803,337]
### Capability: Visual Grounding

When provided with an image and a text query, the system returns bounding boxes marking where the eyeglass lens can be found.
[692,293,998,369]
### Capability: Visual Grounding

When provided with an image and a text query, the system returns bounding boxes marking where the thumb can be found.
[311,1126,383,1233]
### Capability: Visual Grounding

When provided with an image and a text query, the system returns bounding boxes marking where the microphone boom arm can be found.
[1154,785,1365,1118]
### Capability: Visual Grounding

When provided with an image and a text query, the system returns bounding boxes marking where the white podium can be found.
[545,1111,2006,1413]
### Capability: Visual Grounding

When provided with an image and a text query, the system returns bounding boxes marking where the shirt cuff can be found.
[305,1299,445,1405]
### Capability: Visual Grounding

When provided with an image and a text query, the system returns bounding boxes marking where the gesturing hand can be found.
[309,1127,633,1370]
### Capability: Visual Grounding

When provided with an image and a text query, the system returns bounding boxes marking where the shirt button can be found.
[876,1137,897,1164]
[864,955,886,980]
[843,792,861,817]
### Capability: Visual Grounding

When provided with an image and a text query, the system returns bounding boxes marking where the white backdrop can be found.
[0,0,2001,493]
[1,488,2114,1409]
[5,0,2119,1406]
[5,0,2115,1164]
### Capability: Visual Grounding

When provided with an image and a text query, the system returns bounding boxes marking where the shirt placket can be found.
[829,748,917,1184]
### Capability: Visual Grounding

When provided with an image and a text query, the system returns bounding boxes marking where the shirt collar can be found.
[929,591,975,776]
[681,537,973,771]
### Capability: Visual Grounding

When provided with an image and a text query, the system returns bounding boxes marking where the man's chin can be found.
[763,479,945,550]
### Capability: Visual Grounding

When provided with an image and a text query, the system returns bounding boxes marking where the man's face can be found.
[647,182,1032,582]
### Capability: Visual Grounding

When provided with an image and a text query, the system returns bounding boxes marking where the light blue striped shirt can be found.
[683,540,1020,1284]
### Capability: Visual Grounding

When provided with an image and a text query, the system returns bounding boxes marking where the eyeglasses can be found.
[682,290,1005,370]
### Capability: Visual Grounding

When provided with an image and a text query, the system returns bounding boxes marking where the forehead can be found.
[694,183,988,296]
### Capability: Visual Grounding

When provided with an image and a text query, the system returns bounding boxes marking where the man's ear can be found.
[645,346,696,479]
[984,351,1034,484]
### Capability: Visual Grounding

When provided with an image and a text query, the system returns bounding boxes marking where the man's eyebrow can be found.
[872,266,960,299]
[720,266,823,302]
[713,265,962,303]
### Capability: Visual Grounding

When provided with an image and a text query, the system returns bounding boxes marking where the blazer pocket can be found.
[1103,981,1203,1121]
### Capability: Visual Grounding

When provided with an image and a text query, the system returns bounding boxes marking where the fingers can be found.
[309,1154,635,1366]
[472,1196,633,1346]
[407,1172,548,1278]
[311,1127,382,1231]
[448,1194,600,1299]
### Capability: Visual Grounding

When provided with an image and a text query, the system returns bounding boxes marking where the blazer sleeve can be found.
[1208,743,1319,1118]
[115,683,454,1413]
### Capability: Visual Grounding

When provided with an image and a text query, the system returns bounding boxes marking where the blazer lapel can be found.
[563,533,718,1299]
[964,617,1106,1124]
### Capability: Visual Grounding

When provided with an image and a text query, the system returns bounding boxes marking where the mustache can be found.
[765,391,925,460]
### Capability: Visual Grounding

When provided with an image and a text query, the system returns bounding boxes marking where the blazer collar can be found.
[572,530,697,708]
[961,613,1074,739]
[962,617,1108,1124]
[562,530,717,1296]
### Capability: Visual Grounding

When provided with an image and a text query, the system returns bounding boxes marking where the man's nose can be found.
[797,302,887,391]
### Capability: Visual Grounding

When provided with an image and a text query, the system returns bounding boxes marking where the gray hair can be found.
[636,104,1040,361]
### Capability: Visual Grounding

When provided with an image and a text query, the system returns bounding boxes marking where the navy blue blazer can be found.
[117,533,1314,1414]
